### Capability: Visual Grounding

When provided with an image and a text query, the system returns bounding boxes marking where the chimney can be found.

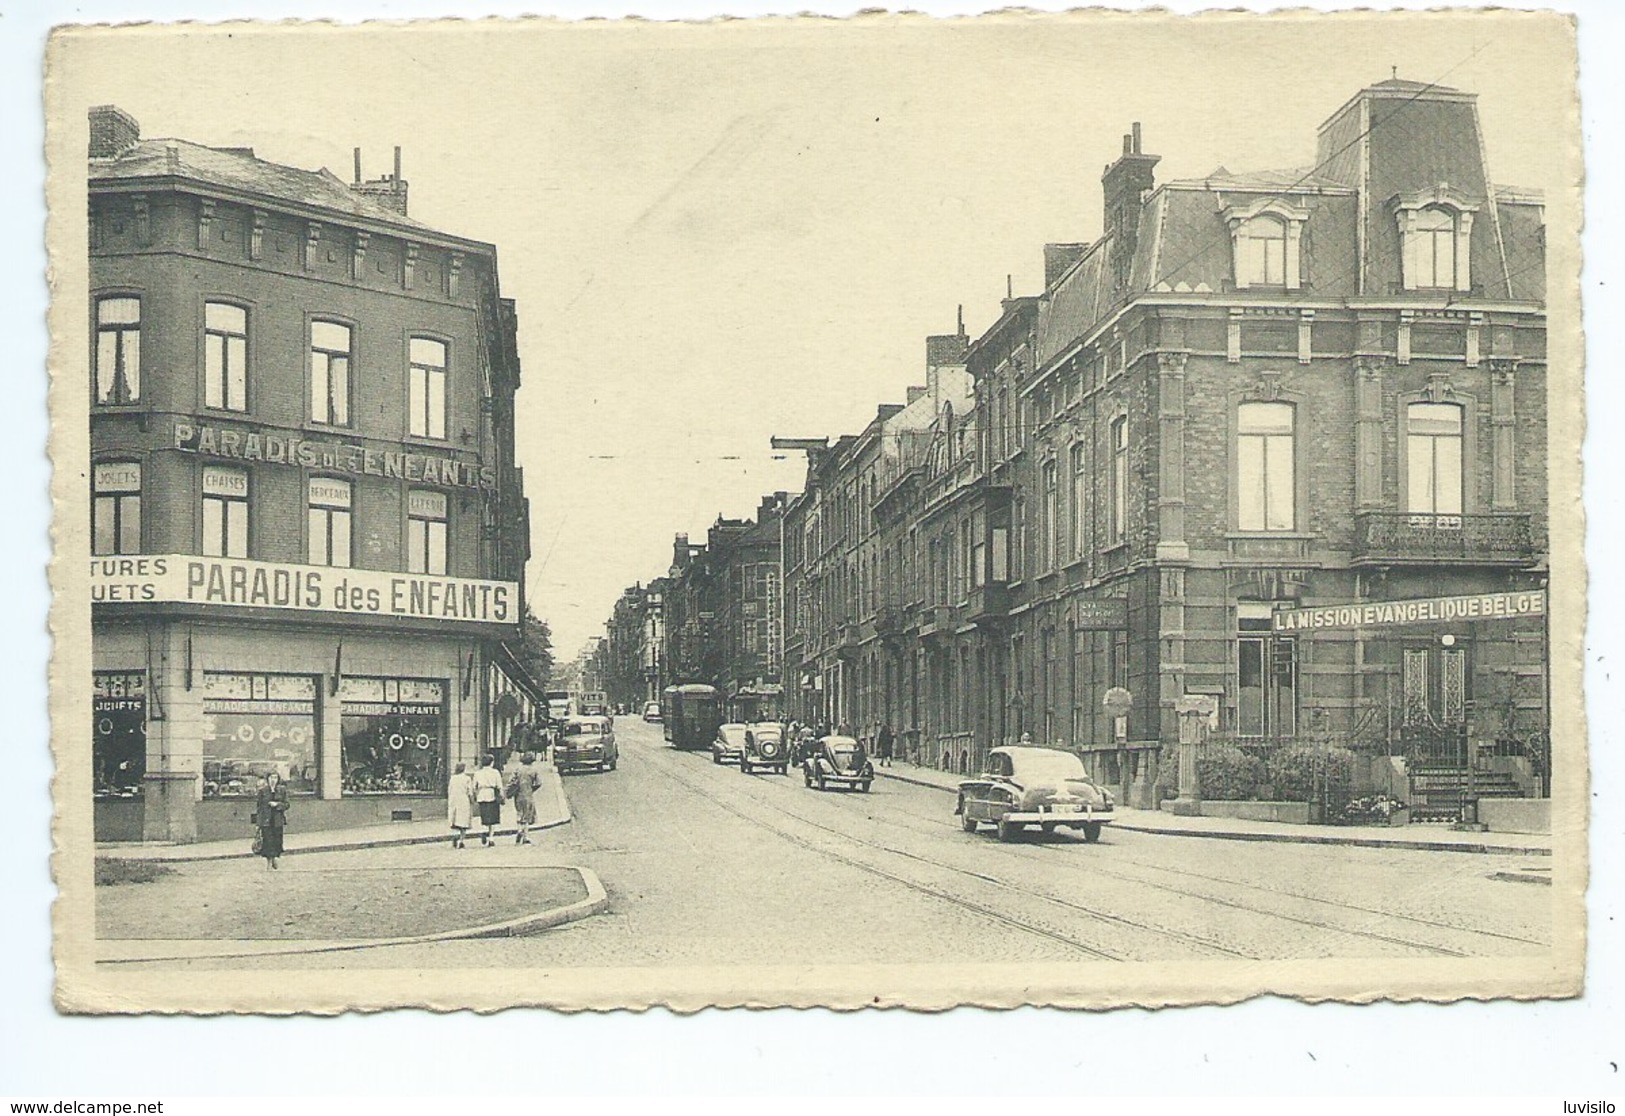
[1101,122,1159,291]
[351,145,410,217]
[88,105,140,160]
[925,332,969,370]
[1044,242,1089,288]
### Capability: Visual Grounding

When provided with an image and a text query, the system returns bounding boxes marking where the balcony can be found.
[917,604,955,640]
[874,604,906,637]
[1353,513,1536,567]
[965,582,1010,625]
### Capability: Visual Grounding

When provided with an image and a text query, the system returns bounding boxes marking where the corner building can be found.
[977,80,1547,806]
[87,107,539,842]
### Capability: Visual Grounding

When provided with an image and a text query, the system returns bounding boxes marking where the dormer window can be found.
[1239,215,1287,286]
[1224,199,1308,290]
[1393,186,1478,292]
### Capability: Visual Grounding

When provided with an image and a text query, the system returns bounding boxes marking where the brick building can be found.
[87,106,539,842]
[603,579,668,709]
[783,78,1549,809]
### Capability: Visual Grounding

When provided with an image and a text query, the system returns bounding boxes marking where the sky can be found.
[51,13,1576,656]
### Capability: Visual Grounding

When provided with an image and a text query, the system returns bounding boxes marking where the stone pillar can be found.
[1155,351,1189,563]
[1490,359,1518,510]
[1355,357,1386,510]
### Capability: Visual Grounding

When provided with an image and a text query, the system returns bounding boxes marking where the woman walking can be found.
[470,753,505,847]
[447,762,476,849]
[254,770,290,869]
[507,751,542,845]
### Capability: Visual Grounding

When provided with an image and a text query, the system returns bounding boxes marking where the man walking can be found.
[877,722,894,767]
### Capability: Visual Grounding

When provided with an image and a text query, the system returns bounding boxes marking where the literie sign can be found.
[91,555,518,625]
[1272,589,1546,632]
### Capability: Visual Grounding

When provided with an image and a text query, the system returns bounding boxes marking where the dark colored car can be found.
[554,716,619,774]
[711,722,749,765]
[802,735,873,792]
[956,746,1113,842]
[739,723,789,775]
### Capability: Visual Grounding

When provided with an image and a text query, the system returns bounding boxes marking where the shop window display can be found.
[202,672,319,797]
[340,677,446,794]
[94,670,146,799]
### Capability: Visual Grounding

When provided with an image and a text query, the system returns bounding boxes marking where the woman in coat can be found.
[446,762,476,849]
[254,771,290,869]
[507,751,542,845]
[470,754,505,847]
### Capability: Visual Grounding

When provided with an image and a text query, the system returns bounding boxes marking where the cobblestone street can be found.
[105,718,1554,971]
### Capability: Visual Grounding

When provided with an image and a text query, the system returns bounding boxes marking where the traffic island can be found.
[95,861,608,963]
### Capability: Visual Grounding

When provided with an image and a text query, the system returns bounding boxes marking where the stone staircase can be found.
[1406,763,1526,823]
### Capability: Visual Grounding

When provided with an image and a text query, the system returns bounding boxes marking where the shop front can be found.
[91,555,529,842]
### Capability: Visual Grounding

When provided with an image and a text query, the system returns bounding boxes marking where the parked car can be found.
[711,722,749,765]
[642,701,663,723]
[956,746,1113,842]
[740,723,789,775]
[802,735,873,792]
[554,715,618,774]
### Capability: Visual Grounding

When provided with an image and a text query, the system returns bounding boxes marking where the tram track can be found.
[652,753,1129,961]
[655,743,1544,960]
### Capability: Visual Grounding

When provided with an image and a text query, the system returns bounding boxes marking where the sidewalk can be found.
[93,761,604,963]
[96,759,573,863]
[877,764,1552,856]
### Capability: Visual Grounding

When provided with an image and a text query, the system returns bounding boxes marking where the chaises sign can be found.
[91,555,518,625]
[1272,589,1546,633]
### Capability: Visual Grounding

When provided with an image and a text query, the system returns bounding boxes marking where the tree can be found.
[519,607,554,688]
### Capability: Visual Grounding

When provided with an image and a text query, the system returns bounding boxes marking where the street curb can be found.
[97,766,576,864]
[97,865,609,964]
[875,769,1552,856]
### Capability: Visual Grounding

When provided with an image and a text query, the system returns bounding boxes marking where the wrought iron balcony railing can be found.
[1352,512,1535,567]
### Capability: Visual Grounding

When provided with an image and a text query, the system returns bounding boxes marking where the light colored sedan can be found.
[956,746,1114,842]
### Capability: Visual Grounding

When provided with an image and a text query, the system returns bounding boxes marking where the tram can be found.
[661,683,723,750]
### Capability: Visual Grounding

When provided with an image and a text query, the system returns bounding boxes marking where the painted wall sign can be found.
[1272,589,1546,633]
[173,421,497,491]
[1073,597,1129,629]
[90,554,517,624]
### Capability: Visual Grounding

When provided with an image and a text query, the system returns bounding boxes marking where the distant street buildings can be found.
[602,77,1550,818]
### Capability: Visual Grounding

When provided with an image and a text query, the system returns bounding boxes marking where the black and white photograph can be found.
[43,8,1586,1015]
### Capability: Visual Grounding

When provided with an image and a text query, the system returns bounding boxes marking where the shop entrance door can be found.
[1400,643,1469,764]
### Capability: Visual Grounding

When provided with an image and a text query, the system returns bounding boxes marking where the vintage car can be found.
[739,723,789,775]
[956,746,1113,842]
[802,735,874,792]
[642,701,663,723]
[554,715,619,774]
[710,722,749,765]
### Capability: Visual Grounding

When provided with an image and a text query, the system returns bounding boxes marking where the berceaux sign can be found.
[91,555,518,625]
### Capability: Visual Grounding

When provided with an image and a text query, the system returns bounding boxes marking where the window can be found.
[408,337,448,439]
[308,478,353,567]
[1237,605,1296,738]
[310,321,352,426]
[1236,401,1295,532]
[1407,402,1464,515]
[1225,200,1307,290]
[1237,215,1288,286]
[1395,193,1475,292]
[1408,208,1456,290]
[94,296,141,404]
[970,509,987,590]
[201,466,249,558]
[94,671,147,800]
[1071,442,1087,558]
[1042,460,1058,570]
[202,673,318,796]
[203,302,248,411]
[339,678,446,795]
[406,489,448,575]
[92,461,141,556]
[1109,416,1128,545]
